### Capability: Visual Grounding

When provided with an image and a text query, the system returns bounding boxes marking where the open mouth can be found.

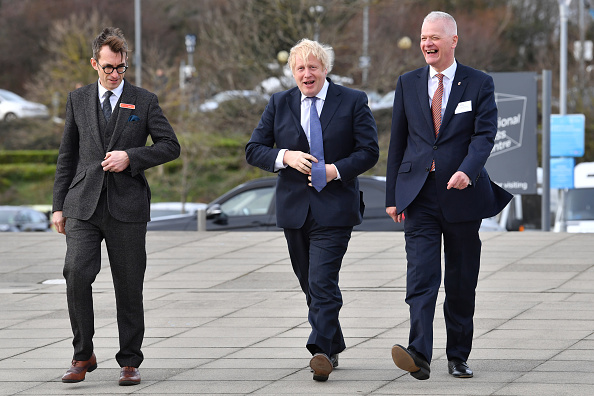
[304,80,315,86]
[426,50,438,54]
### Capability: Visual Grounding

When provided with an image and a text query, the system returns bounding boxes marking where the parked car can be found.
[0,206,51,232]
[0,89,49,121]
[553,162,594,233]
[147,202,208,231]
[199,90,270,112]
[148,176,404,231]
[148,176,509,232]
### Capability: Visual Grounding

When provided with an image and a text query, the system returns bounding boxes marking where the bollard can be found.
[197,207,207,231]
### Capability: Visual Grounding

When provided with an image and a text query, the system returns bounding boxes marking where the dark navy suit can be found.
[246,78,379,357]
[386,63,512,363]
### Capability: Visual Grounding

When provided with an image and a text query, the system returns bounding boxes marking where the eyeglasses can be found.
[95,59,128,74]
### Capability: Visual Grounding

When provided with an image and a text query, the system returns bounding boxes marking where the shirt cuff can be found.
[275,149,288,172]
[333,164,341,180]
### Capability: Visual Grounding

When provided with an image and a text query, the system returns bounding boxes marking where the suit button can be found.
[433,146,437,150]
[425,167,430,171]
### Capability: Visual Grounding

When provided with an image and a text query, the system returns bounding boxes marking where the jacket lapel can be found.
[319,79,342,131]
[107,80,136,150]
[416,67,434,137]
[439,64,468,137]
[287,88,308,141]
[85,84,104,153]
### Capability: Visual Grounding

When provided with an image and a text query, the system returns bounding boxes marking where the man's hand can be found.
[307,163,338,186]
[283,150,317,175]
[447,171,471,190]
[386,206,404,223]
[102,150,130,173]
[52,211,67,235]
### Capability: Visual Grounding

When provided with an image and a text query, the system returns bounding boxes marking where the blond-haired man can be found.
[246,38,379,381]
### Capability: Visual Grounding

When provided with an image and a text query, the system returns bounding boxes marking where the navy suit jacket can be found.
[246,78,379,229]
[53,80,180,223]
[385,63,512,223]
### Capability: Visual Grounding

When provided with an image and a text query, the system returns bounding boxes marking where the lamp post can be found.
[309,5,324,42]
[277,50,289,65]
[397,36,412,77]
[398,36,412,51]
[360,0,370,87]
[134,0,142,87]
[559,0,571,115]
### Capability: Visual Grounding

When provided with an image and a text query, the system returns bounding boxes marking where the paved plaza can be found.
[0,230,593,395]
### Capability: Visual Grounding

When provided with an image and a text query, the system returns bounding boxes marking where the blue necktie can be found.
[102,91,113,122]
[309,97,326,192]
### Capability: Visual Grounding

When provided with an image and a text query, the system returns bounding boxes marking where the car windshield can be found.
[0,210,17,223]
[565,188,594,220]
[0,90,27,102]
[220,187,274,217]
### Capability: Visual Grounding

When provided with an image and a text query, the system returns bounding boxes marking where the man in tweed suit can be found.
[52,27,180,386]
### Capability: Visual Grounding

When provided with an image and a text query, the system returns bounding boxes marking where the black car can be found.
[147,176,404,231]
[0,206,51,232]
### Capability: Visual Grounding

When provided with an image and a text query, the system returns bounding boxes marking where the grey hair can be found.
[423,11,457,36]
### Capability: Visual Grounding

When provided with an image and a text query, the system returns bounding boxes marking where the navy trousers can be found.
[403,174,482,363]
[284,210,352,357]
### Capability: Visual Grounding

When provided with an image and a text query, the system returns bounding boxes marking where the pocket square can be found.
[454,100,472,114]
[128,115,140,122]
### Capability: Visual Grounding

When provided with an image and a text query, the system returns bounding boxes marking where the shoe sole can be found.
[119,379,141,386]
[391,345,430,380]
[450,372,474,378]
[61,363,97,383]
[310,354,332,382]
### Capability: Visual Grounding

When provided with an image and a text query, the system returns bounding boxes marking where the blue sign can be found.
[550,157,575,189]
[550,114,585,157]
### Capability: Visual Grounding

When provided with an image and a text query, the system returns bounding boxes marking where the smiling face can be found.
[420,18,458,72]
[90,45,126,91]
[292,53,328,97]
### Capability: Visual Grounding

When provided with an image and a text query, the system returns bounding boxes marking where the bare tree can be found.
[24,10,112,118]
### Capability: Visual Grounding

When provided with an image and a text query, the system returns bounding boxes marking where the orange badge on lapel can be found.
[120,103,135,109]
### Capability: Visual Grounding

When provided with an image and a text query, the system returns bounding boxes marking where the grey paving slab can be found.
[1,231,594,395]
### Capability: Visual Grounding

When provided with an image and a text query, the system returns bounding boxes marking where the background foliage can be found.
[1,0,593,206]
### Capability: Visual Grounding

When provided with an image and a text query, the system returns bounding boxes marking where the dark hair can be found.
[92,27,129,60]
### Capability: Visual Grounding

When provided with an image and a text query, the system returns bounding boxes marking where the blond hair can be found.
[288,38,334,73]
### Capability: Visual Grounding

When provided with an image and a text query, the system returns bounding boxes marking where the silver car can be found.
[0,89,49,121]
[0,206,51,232]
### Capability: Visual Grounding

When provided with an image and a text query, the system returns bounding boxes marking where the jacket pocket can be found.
[68,169,86,189]
[398,162,412,174]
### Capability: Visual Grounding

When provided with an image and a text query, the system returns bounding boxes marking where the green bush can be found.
[0,150,59,164]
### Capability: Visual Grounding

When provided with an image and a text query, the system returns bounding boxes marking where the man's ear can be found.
[90,58,98,71]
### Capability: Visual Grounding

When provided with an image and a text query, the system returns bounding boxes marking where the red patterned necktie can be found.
[430,73,444,171]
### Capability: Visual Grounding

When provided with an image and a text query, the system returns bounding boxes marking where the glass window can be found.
[565,188,594,220]
[220,187,274,217]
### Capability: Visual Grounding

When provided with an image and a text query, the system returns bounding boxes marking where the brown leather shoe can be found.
[119,366,141,386]
[310,353,333,381]
[61,353,97,383]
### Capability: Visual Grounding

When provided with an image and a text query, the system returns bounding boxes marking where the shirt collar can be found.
[98,79,125,100]
[301,79,329,103]
[429,60,457,81]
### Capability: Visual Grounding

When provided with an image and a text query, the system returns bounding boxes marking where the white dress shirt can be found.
[274,80,340,179]
[97,80,124,113]
[428,60,457,119]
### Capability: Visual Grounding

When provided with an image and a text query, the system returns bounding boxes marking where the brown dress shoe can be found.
[310,353,333,381]
[119,366,141,386]
[61,353,97,383]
